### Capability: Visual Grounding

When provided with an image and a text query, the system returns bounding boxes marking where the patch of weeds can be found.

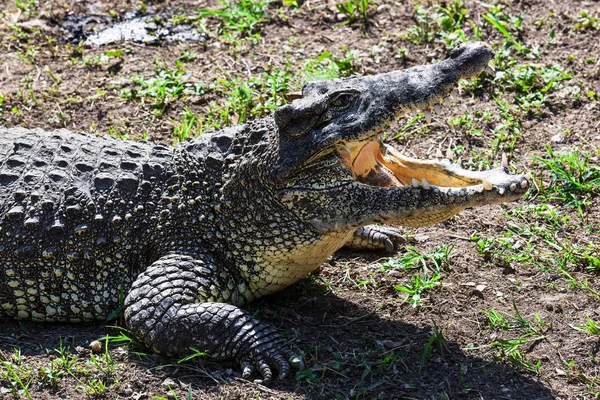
[482,4,528,55]
[172,107,201,143]
[401,0,475,49]
[39,339,77,388]
[299,49,359,82]
[0,349,33,399]
[201,69,291,130]
[489,98,523,157]
[0,91,5,115]
[382,245,453,307]
[14,0,38,17]
[421,321,448,370]
[121,63,203,116]
[381,245,453,273]
[573,10,600,31]
[533,146,600,218]
[197,0,271,43]
[571,316,600,336]
[448,109,492,146]
[82,49,125,70]
[68,336,120,396]
[178,49,198,63]
[467,302,546,374]
[108,125,131,140]
[336,0,370,26]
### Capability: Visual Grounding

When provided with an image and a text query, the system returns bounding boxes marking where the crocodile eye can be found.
[330,93,355,110]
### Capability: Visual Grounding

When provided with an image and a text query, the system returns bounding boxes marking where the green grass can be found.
[467,302,547,374]
[197,0,272,43]
[571,317,600,336]
[573,10,600,31]
[381,245,453,307]
[533,146,600,217]
[401,0,475,49]
[121,63,202,116]
[1,349,34,399]
[336,0,370,26]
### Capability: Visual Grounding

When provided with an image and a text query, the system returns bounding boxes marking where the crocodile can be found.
[0,41,529,383]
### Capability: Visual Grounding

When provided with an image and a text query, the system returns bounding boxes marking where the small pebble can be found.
[89,340,102,354]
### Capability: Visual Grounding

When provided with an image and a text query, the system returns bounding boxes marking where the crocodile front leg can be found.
[345,225,407,252]
[124,253,294,384]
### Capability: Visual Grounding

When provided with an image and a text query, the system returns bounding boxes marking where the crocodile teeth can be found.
[483,179,493,190]
[501,152,509,169]
[498,187,505,195]
[435,148,444,158]
[424,110,432,123]
[421,178,431,189]
[434,104,441,114]
[487,60,495,71]
[443,97,451,107]
[510,183,517,192]
[412,178,420,187]
[485,65,495,75]
[412,109,419,118]
[520,180,528,189]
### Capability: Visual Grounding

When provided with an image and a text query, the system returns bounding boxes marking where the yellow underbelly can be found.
[248,229,354,298]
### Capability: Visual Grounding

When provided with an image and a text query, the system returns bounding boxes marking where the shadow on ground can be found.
[1,278,555,400]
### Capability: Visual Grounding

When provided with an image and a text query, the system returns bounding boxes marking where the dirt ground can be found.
[1,0,600,399]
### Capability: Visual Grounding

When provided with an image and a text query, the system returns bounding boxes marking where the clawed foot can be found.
[347,225,407,252]
[238,342,303,385]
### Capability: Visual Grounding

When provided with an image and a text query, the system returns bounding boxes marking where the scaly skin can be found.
[0,42,529,383]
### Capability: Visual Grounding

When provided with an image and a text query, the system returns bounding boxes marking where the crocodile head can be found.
[273,41,530,230]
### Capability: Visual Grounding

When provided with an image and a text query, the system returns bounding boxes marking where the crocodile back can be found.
[0,127,174,321]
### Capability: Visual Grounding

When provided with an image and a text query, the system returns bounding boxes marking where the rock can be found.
[161,378,177,389]
[89,340,102,354]
[551,134,565,143]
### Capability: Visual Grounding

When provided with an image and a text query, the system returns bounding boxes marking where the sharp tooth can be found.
[498,187,505,195]
[421,178,430,189]
[509,183,517,192]
[424,110,432,123]
[451,89,459,98]
[412,178,420,188]
[456,157,462,166]
[520,180,528,189]
[485,65,495,75]
[443,97,451,107]
[434,104,441,114]
[483,179,493,191]
[501,153,509,169]
[525,172,532,181]
[475,186,484,193]
[487,60,495,71]
[436,148,444,158]
[411,109,419,118]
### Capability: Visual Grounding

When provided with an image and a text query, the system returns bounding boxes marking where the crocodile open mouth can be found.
[336,136,529,198]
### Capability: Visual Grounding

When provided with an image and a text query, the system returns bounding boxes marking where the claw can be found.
[256,358,273,385]
[241,359,255,379]
[290,355,305,371]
